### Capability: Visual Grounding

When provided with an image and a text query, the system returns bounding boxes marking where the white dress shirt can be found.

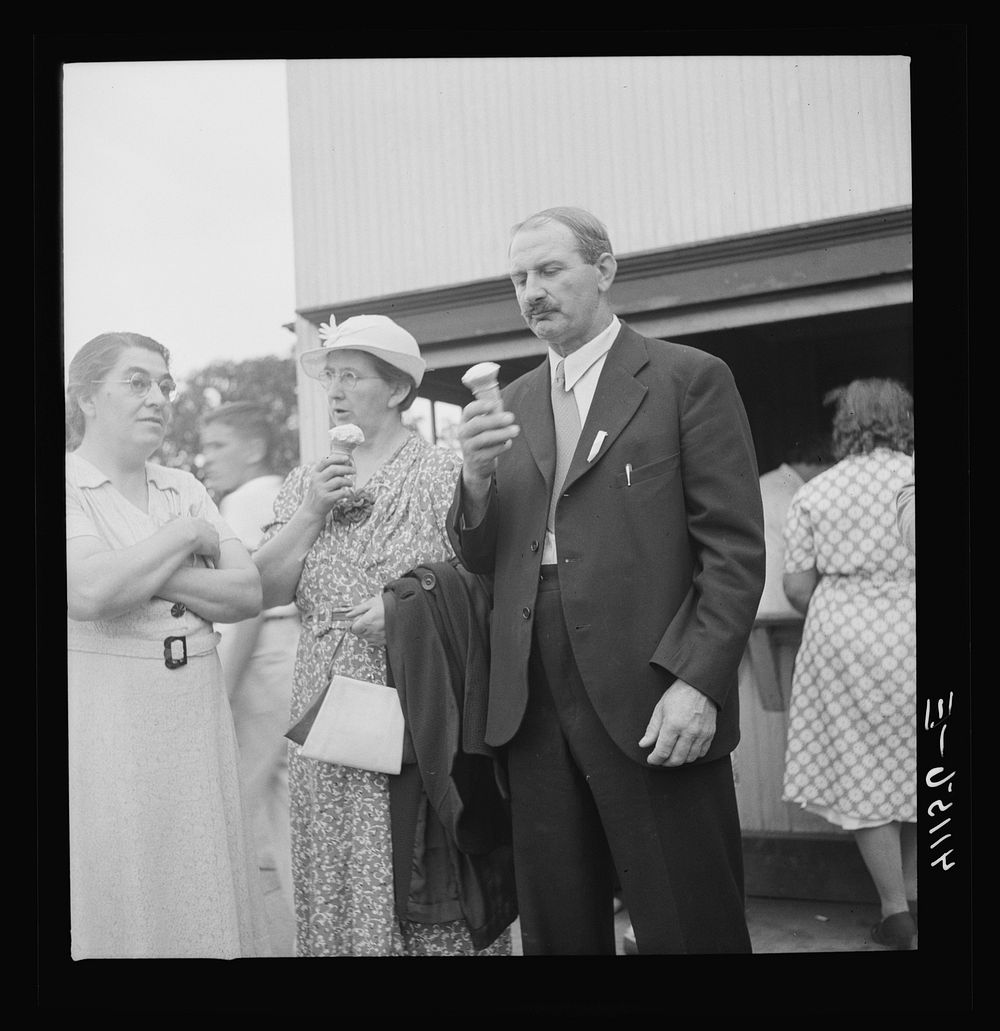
[542,315,621,564]
[220,475,298,620]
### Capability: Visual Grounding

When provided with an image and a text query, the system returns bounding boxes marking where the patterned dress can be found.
[266,432,510,956]
[781,448,916,828]
[65,452,271,959]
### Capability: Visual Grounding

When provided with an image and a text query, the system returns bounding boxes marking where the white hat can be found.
[299,314,426,387]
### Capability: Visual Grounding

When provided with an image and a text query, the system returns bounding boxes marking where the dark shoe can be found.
[871,911,917,949]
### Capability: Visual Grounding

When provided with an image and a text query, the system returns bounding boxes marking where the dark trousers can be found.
[505,569,751,955]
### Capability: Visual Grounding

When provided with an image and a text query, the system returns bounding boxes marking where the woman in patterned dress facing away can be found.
[65,332,270,958]
[253,315,511,956]
[781,379,917,950]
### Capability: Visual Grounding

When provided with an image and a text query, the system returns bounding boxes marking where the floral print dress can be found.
[265,432,510,956]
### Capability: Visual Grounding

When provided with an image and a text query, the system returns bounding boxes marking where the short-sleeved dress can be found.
[66,452,270,959]
[266,432,510,956]
[781,448,916,828]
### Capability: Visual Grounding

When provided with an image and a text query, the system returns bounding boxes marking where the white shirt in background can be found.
[756,463,805,621]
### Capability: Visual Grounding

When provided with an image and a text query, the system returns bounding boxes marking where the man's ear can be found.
[595,251,618,294]
[245,435,268,467]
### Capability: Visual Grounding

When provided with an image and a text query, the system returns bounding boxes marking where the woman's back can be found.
[785,448,915,582]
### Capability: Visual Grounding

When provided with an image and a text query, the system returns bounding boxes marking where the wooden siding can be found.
[734,626,840,835]
[287,55,911,310]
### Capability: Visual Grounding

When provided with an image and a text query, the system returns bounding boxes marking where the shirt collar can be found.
[145,464,178,490]
[67,451,111,488]
[67,451,176,492]
[549,315,621,390]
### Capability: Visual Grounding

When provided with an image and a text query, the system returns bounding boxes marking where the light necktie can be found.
[546,358,582,540]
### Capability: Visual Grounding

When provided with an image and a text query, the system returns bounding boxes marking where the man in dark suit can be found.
[449,207,765,954]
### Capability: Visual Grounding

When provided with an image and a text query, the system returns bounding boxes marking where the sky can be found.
[62,60,297,382]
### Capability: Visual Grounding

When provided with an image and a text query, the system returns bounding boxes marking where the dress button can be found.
[170,602,186,618]
[522,607,531,619]
[420,572,437,591]
[529,540,539,552]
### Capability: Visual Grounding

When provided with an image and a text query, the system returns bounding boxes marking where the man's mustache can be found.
[522,304,557,318]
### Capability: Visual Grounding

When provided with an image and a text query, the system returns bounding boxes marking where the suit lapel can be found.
[563,324,649,491]
[515,358,557,488]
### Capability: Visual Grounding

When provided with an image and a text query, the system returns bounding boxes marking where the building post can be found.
[293,314,329,465]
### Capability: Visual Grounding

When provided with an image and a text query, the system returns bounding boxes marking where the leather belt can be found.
[67,627,221,669]
[302,607,355,636]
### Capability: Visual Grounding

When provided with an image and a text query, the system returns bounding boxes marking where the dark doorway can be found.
[680,304,913,473]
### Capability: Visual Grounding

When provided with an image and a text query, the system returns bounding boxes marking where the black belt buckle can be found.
[164,635,188,669]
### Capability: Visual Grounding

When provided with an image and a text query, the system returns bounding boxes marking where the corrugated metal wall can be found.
[287,55,910,309]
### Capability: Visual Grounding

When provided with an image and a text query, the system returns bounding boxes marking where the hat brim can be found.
[300,342,425,387]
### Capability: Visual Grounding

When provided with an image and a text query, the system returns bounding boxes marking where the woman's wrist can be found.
[292,499,333,547]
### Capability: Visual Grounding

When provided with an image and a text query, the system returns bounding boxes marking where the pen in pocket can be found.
[625,463,632,486]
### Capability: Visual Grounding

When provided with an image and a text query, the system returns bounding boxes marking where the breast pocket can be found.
[613,451,680,488]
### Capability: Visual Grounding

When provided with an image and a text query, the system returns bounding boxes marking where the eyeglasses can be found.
[94,371,178,402]
[318,369,382,390]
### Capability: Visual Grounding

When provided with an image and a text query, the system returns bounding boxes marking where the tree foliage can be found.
[156,354,301,481]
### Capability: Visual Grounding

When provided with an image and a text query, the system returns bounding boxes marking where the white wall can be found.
[287,55,911,309]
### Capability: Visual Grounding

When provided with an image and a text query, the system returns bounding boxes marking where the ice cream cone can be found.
[462,362,502,403]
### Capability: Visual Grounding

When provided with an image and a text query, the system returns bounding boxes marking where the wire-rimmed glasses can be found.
[318,369,382,390]
[94,371,178,402]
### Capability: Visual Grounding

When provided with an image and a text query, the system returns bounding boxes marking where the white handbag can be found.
[285,630,405,775]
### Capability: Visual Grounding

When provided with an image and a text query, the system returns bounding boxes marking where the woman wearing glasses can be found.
[65,332,269,959]
[254,314,509,956]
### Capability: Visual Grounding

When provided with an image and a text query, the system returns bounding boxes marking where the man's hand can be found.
[639,678,717,766]
[457,398,519,485]
[455,397,520,526]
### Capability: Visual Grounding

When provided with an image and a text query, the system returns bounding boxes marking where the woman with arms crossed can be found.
[65,332,269,959]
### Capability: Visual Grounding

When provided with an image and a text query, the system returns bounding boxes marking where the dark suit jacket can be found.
[448,322,765,765]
